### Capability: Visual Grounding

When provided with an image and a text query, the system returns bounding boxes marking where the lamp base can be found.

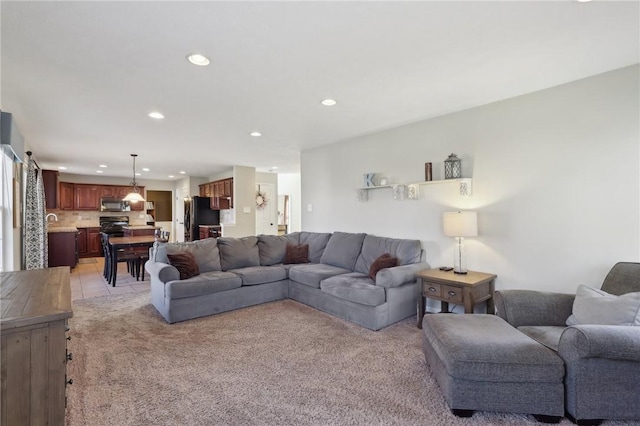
[454,270,468,275]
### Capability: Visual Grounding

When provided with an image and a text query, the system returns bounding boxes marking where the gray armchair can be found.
[494,262,640,425]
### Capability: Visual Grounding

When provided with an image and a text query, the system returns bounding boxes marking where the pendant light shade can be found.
[123,154,145,203]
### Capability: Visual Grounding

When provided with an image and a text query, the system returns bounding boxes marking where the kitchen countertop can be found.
[47,227,78,233]
[122,225,159,230]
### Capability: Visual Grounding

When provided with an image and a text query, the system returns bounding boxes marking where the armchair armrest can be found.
[559,325,640,363]
[376,262,429,288]
[145,260,179,284]
[494,290,575,327]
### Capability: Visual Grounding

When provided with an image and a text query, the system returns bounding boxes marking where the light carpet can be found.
[66,292,632,426]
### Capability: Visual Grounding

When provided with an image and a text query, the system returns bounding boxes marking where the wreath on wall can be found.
[256,187,268,210]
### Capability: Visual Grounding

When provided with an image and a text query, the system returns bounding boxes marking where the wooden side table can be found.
[417,269,497,328]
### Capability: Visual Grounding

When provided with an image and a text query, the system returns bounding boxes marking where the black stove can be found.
[99,216,129,237]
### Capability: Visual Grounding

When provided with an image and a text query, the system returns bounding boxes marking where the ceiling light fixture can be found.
[168,175,175,178]
[148,111,164,119]
[187,53,210,66]
[58,166,67,170]
[99,164,107,168]
[179,171,186,174]
[96,170,103,174]
[123,154,145,203]
[250,131,262,137]
[321,99,337,106]
[142,167,150,172]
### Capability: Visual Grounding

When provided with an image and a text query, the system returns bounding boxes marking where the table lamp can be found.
[443,211,477,274]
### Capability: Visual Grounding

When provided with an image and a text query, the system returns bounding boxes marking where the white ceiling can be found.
[2,1,638,181]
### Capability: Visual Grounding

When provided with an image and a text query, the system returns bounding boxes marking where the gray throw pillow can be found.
[566,285,640,326]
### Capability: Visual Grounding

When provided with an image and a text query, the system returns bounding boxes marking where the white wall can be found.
[301,65,639,295]
[222,166,256,237]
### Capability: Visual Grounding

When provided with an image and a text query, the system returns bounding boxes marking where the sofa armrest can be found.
[494,290,575,327]
[559,325,640,363]
[376,262,429,288]
[145,260,180,284]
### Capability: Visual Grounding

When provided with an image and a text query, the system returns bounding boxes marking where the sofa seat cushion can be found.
[518,326,566,352]
[320,273,386,307]
[289,263,351,289]
[166,271,242,300]
[229,265,287,286]
[422,314,564,383]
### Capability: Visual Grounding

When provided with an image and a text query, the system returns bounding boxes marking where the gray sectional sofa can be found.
[145,231,427,330]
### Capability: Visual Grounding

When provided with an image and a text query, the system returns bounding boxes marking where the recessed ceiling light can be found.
[271,166,279,170]
[187,53,210,66]
[142,168,150,172]
[58,166,67,170]
[179,171,186,174]
[135,172,141,176]
[168,175,175,178]
[575,0,592,2]
[96,170,103,174]
[321,99,337,106]
[99,164,107,168]
[148,111,164,119]
[250,131,262,137]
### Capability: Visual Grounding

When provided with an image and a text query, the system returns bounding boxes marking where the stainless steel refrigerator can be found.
[184,196,220,241]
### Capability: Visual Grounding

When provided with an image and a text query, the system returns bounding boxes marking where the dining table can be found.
[108,235,159,286]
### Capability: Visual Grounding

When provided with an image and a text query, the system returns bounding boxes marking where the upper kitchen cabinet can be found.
[59,182,74,210]
[200,178,233,210]
[74,184,100,210]
[41,169,59,209]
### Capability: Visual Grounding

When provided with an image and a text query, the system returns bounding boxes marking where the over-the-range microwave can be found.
[100,198,131,212]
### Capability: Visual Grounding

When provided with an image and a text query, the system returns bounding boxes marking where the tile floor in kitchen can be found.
[70,257,150,301]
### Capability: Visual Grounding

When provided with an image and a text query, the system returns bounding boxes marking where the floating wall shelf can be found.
[407,178,472,199]
[356,184,407,202]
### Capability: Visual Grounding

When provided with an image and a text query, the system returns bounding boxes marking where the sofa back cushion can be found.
[257,234,299,266]
[354,234,422,275]
[218,236,260,271]
[320,232,366,271]
[289,232,331,263]
[154,238,221,273]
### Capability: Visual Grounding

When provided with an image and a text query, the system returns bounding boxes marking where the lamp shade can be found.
[443,211,477,237]
[123,191,145,203]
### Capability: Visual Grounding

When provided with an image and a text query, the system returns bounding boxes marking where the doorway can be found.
[255,183,277,235]
[146,190,173,240]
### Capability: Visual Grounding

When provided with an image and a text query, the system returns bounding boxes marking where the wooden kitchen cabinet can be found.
[47,231,78,268]
[0,268,73,426]
[78,227,102,258]
[200,178,233,210]
[59,182,74,210]
[42,169,60,210]
[74,184,100,210]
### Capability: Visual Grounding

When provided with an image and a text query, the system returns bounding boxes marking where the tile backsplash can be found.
[47,211,148,228]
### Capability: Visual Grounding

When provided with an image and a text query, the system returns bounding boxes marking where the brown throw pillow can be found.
[284,244,309,264]
[369,253,398,280]
[167,252,200,280]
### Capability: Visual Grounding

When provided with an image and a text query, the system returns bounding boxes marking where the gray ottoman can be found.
[421,314,565,422]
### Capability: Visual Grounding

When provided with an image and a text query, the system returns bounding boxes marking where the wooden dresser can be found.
[1,267,73,425]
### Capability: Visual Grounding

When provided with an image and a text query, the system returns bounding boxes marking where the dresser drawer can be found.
[443,285,463,303]
[423,282,442,298]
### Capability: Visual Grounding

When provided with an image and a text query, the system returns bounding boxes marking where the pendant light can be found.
[123,154,145,203]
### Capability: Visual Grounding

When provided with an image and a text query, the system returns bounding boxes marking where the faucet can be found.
[46,213,58,222]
